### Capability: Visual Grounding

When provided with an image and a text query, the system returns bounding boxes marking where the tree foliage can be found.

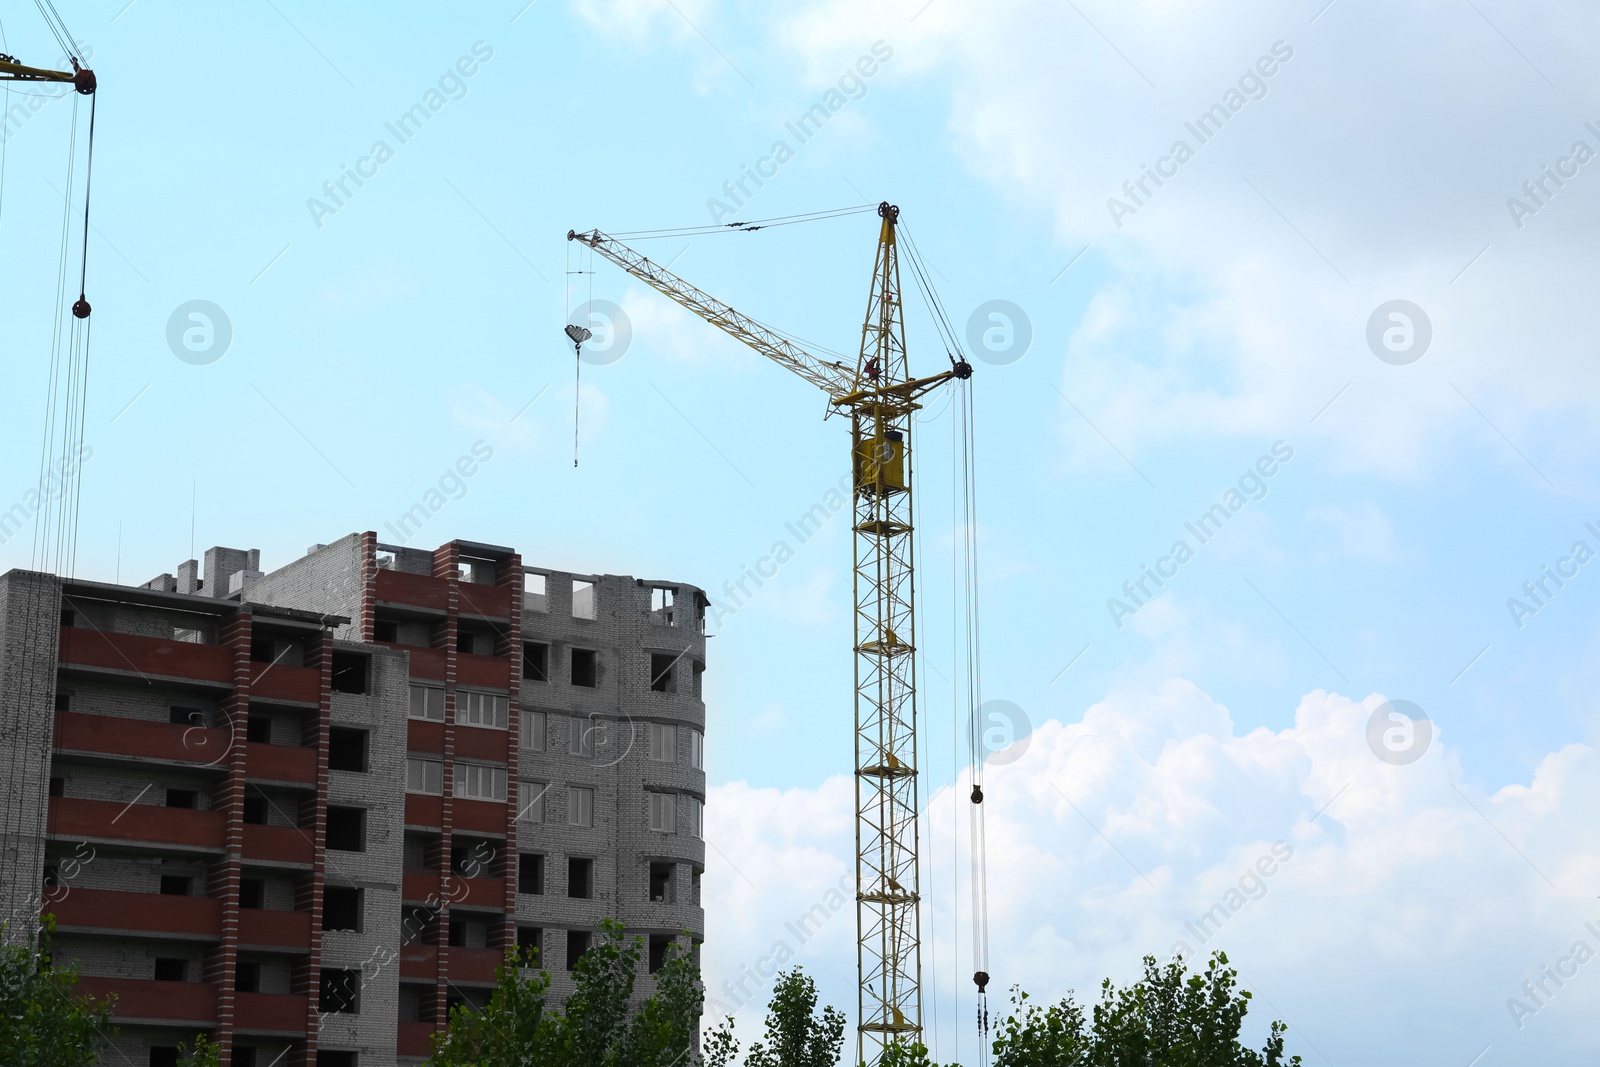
[705,968,846,1067]
[428,918,700,1067]
[426,925,1296,1067]
[990,952,1302,1067]
[0,918,116,1067]
[179,1032,223,1067]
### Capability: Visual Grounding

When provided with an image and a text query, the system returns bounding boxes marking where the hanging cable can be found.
[601,203,877,241]
[956,372,990,1064]
[31,0,69,61]
[5,67,95,910]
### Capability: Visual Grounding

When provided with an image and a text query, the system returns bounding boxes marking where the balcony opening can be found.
[250,638,278,664]
[153,957,187,982]
[523,642,549,682]
[60,607,75,628]
[566,930,592,970]
[173,626,204,644]
[403,833,436,870]
[159,875,191,897]
[401,906,437,945]
[373,620,398,643]
[48,777,64,798]
[516,926,542,964]
[459,558,497,585]
[246,716,271,744]
[331,652,370,695]
[649,934,673,974]
[319,968,360,1014]
[239,878,265,909]
[399,983,428,1023]
[149,1047,180,1067]
[165,789,196,810]
[649,653,676,693]
[650,587,676,626]
[323,885,362,932]
[53,692,69,712]
[572,579,596,620]
[649,862,675,903]
[169,706,204,727]
[568,857,594,899]
[234,1049,258,1067]
[242,796,268,825]
[327,728,369,772]
[316,1052,357,1067]
[236,960,261,993]
[452,839,498,877]
[325,806,366,852]
[570,648,598,688]
[518,853,545,895]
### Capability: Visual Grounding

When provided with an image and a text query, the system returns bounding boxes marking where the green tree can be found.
[428,918,700,1067]
[874,1037,963,1067]
[179,1032,223,1067]
[991,951,1301,1067]
[705,968,846,1067]
[0,918,116,1067]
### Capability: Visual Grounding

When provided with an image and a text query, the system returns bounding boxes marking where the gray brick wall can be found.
[243,534,367,642]
[317,641,408,1062]
[0,570,61,934]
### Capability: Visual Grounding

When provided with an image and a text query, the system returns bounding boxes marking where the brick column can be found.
[500,556,524,954]
[296,627,335,1067]
[357,532,379,643]
[211,608,254,1060]
[431,542,461,1025]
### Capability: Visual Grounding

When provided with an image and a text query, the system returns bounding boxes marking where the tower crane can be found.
[569,203,976,1065]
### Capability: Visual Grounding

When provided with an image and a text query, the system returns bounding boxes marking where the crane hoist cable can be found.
[901,226,993,1058]
[564,239,596,465]
[0,21,96,903]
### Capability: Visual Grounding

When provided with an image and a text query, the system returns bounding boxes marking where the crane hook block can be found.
[71,298,91,320]
[974,970,990,992]
[564,324,592,353]
[970,784,983,804]
[952,358,974,380]
[70,59,95,94]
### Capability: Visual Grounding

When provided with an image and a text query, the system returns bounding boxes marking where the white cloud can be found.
[704,679,1600,1064]
[779,0,1600,476]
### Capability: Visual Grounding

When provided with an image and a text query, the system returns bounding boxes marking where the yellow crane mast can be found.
[569,203,972,1064]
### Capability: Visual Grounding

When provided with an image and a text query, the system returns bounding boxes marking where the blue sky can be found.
[4,1,1599,1064]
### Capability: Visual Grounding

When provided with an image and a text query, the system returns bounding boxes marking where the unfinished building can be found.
[0,532,708,1066]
